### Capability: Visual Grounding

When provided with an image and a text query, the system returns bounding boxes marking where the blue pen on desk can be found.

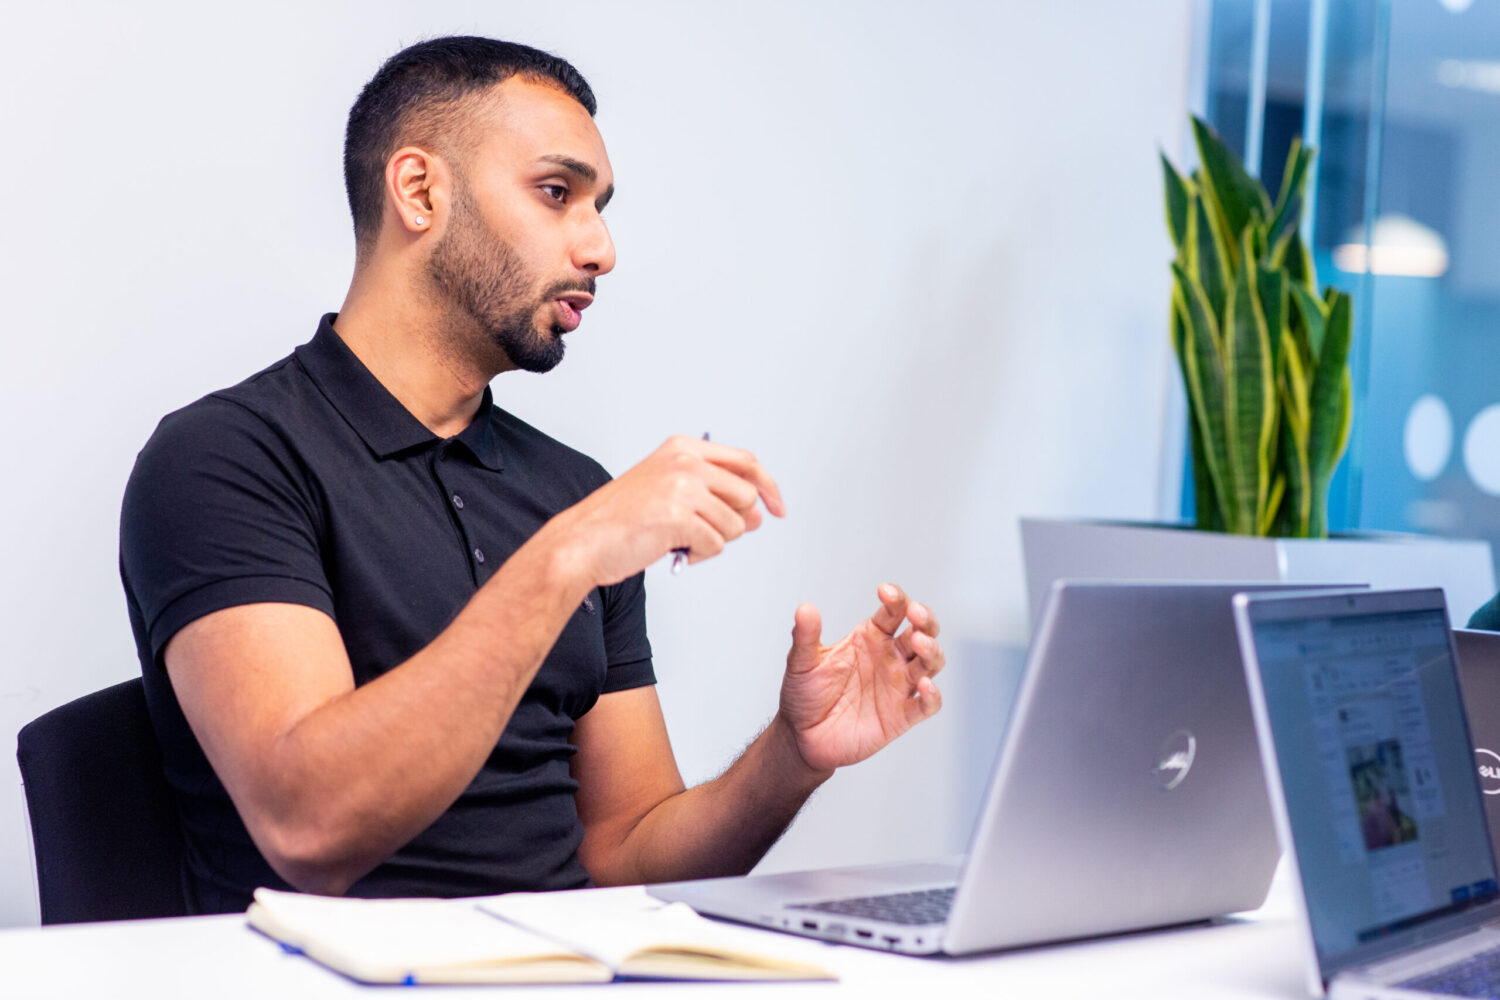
[670,433,710,574]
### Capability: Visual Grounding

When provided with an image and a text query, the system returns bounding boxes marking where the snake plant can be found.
[1163,117,1353,538]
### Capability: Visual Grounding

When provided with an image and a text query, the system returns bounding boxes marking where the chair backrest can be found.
[16,677,188,923]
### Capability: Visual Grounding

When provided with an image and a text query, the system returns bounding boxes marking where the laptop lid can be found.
[941,580,1340,953]
[653,581,1349,957]
[1235,589,1500,994]
[1454,629,1500,871]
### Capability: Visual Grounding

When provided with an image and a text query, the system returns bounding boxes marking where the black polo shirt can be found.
[119,314,654,914]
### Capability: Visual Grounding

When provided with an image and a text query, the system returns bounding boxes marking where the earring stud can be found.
[415,215,426,226]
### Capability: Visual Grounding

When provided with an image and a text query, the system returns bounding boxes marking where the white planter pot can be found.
[1019,517,1497,630]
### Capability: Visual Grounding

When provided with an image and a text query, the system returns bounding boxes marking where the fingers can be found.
[893,598,944,677]
[786,603,823,674]
[907,600,941,640]
[690,493,749,553]
[892,597,940,649]
[689,438,786,518]
[895,627,945,672]
[699,462,765,528]
[650,441,766,566]
[902,631,946,701]
[870,583,909,636]
[881,588,944,689]
[902,676,943,728]
[657,438,778,566]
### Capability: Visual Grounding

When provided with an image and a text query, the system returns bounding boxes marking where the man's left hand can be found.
[777,583,945,773]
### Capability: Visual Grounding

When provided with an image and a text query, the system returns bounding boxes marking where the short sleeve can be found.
[120,395,335,664]
[599,570,654,693]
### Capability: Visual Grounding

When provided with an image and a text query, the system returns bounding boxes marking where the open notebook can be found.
[246,887,836,985]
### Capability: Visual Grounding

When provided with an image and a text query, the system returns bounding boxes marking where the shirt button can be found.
[473,547,485,564]
[451,493,465,510]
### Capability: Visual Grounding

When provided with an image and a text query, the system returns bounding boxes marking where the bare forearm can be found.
[590,715,833,887]
[249,521,593,892]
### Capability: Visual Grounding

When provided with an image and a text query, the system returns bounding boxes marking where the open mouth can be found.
[553,293,592,333]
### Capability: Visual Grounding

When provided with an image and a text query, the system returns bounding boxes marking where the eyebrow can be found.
[537,154,614,211]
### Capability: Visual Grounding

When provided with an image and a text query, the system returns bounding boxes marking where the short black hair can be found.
[343,36,596,254]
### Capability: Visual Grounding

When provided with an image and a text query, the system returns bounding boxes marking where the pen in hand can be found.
[670,432,710,575]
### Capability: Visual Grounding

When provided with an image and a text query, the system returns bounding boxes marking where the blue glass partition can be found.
[1191,0,1500,577]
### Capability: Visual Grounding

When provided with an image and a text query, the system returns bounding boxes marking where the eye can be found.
[540,184,568,203]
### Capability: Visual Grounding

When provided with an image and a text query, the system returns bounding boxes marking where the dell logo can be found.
[1477,748,1500,796]
[1154,729,1197,791]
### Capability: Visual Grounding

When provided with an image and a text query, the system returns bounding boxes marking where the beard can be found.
[425,188,592,374]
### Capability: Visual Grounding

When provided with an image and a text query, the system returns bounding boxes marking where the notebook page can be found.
[248,889,605,982]
[480,889,834,976]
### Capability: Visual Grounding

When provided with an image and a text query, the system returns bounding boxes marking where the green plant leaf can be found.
[1194,193,1230,320]
[1179,183,1199,272]
[1267,140,1315,265]
[1260,267,1287,502]
[1191,116,1272,239]
[1331,368,1353,472]
[1173,283,1223,532]
[1258,266,1286,377]
[1280,329,1311,438]
[1278,336,1313,537]
[1308,291,1354,494]
[1283,229,1318,294]
[1193,167,1241,277]
[1250,221,1268,265]
[1312,369,1353,537]
[1162,152,1193,252]
[1172,261,1234,530]
[1189,403,1224,532]
[1289,282,1328,363]
[1279,416,1312,537]
[1260,474,1286,536]
[1222,230,1276,535]
[1170,284,1187,365]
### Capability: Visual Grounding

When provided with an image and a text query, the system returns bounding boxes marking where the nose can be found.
[572,209,616,278]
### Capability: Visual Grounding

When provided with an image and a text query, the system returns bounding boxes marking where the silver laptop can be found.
[1235,587,1500,999]
[650,580,1343,956]
[1454,628,1500,871]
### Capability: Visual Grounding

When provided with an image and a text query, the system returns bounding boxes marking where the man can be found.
[120,36,944,914]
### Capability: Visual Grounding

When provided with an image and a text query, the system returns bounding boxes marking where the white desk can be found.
[0,879,1314,1000]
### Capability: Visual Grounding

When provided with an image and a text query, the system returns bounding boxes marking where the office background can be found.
[0,2,1195,926]
[1201,0,1500,549]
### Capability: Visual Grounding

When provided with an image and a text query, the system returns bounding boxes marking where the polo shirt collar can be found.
[295,314,504,471]
[454,387,504,471]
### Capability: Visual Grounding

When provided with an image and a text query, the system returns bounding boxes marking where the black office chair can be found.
[16,677,189,923]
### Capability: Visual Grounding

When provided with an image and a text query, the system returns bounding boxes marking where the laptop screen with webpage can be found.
[1243,592,1499,979]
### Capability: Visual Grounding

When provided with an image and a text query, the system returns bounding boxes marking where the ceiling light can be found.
[1436,58,1500,94]
[1333,215,1450,278]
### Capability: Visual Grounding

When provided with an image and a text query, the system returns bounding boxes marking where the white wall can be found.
[0,1,1193,927]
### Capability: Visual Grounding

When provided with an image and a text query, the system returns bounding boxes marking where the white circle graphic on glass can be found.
[1477,748,1500,796]
[1464,405,1500,496]
[1154,729,1197,791]
[1404,394,1452,482]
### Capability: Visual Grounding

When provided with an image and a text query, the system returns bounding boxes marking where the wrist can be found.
[767,712,835,791]
[527,510,599,604]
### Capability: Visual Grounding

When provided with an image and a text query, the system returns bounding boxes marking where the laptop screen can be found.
[1246,596,1499,973]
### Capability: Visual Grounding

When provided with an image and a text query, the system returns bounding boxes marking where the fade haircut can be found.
[343,36,596,256]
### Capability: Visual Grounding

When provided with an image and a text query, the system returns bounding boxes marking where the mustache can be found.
[541,277,596,299]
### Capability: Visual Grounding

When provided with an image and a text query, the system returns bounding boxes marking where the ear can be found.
[383,146,448,236]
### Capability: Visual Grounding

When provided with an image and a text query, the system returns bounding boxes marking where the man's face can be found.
[426,77,616,373]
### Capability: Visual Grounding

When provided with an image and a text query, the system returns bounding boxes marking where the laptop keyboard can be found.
[1400,946,1500,997]
[788,886,956,926]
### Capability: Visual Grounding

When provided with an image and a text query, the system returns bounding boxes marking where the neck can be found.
[333,258,495,439]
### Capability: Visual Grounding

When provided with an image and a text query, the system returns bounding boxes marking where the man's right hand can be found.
[550,435,786,586]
